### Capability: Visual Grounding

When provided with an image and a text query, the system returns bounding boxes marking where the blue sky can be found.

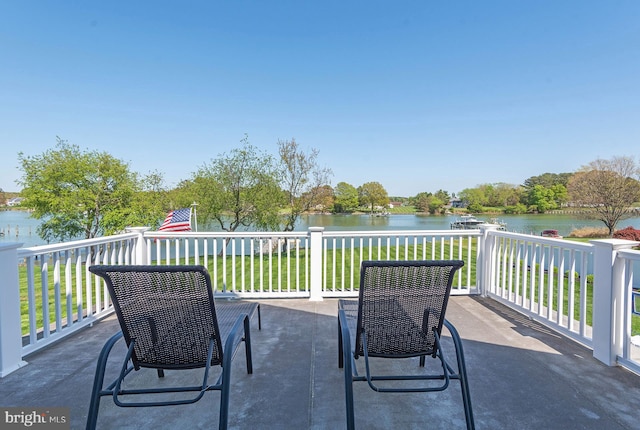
[1,1,639,196]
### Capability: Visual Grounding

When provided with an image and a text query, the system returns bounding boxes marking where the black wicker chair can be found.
[338,260,474,429]
[86,265,259,430]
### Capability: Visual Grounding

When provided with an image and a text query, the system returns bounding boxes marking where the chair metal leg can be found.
[444,319,475,430]
[219,363,231,430]
[344,357,355,430]
[256,304,262,330]
[339,310,355,429]
[338,316,344,369]
[86,332,123,430]
[243,315,253,374]
[219,313,251,430]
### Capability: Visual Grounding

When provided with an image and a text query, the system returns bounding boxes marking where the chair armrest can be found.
[222,313,250,369]
[339,309,353,368]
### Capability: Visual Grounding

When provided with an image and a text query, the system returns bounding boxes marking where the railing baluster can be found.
[41,253,50,339]
[341,237,346,291]
[250,238,255,293]
[27,257,37,345]
[241,239,246,293]
[530,243,538,313]
[75,249,83,324]
[232,238,237,292]
[350,238,355,292]
[64,250,73,329]
[53,252,62,333]
[567,248,577,332]
[556,247,565,326]
[276,238,281,292]
[268,238,273,293]
[284,239,290,292]
[580,251,588,337]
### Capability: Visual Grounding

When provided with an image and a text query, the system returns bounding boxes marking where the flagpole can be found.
[191,201,198,232]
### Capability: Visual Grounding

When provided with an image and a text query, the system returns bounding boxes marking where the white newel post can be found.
[126,227,150,265]
[478,225,500,297]
[0,243,28,377]
[591,239,640,366]
[309,227,324,301]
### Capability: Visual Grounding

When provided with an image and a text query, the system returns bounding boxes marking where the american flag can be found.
[158,208,192,232]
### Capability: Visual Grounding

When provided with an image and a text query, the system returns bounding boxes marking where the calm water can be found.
[296,213,640,237]
[2,210,640,248]
[0,210,42,247]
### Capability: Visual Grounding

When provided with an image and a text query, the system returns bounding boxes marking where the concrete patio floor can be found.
[2,296,640,429]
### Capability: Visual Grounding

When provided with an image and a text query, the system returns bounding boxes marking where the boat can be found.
[489,218,508,231]
[450,215,488,230]
[541,229,562,238]
[450,215,507,231]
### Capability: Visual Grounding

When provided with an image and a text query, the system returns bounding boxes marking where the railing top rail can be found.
[488,229,595,252]
[16,232,139,257]
[321,229,481,238]
[618,248,640,261]
[143,231,308,239]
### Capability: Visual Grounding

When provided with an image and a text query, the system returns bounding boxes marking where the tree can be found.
[426,196,444,214]
[504,203,527,214]
[523,173,569,211]
[411,190,449,214]
[277,138,332,231]
[412,192,432,213]
[568,156,640,236]
[477,183,521,207]
[306,185,334,213]
[434,189,451,204]
[459,187,487,212]
[358,182,389,214]
[17,137,146,242]
[523,172,572,189]
[550,183,569,207]
[187,136,283,232]
[333,182,359,213]
[526,184,558,213]
[490,183,523,207]
[111,170,172,232]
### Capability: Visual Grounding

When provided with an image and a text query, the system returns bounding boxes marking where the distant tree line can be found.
[456,173,571,215]
[452,159,640,236]
[15,137,640,241]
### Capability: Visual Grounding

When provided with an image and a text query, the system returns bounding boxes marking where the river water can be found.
[299,213,640,236]
[2,210,640,248]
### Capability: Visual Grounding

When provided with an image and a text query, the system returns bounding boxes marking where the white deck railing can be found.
[144,230,312,297]
[485,230,595,347]
[606,247,640,375]
[0,225,638,378]
[15,233,139,358]
[320,229,482,297]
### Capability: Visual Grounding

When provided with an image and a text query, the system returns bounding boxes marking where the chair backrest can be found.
[354,260,464,359]
[88,265,223,370]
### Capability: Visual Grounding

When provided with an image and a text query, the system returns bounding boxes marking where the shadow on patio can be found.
[1,297,640,429]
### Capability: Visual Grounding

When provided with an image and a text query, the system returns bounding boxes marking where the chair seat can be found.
[216,300,261,352]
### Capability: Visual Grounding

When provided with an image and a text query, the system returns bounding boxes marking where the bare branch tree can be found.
[278,138,332,231]
[568,156,640,236]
